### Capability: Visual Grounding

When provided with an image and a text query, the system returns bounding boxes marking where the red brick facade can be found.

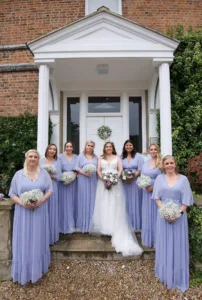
[0,0,201,116]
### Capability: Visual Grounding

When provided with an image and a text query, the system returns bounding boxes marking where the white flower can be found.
[43,164,56,174]
[136,175,151,189]
[159,202,181,220]
[61,171,76,185]
[21,189,43,208]
[83,164,96,174]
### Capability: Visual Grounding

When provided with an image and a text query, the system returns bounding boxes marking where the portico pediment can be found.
[28,8,179,61]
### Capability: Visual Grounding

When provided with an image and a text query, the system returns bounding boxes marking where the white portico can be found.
[28,7,179,156]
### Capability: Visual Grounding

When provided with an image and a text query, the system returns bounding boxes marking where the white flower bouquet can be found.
[102,173,118,190]
[43,164,56,174]
[21,189,43,211]
[136,175,151,189]
[82,164,97,175]
[159,202,181,220]
[122,169,134,181]
[61,171,76,185]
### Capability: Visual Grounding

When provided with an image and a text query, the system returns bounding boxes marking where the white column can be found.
[159,63,172,156]
[121,92,129,141]
[79,92,87,152]
[37,65,50,155]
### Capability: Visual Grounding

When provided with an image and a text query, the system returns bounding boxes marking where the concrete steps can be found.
[50,232,155,261]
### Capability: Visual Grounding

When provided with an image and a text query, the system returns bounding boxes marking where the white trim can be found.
[121,92,129,141]
[63,93,67,147]
[87,113,122,117]
[141,92,147,152]
[85,0,122,16]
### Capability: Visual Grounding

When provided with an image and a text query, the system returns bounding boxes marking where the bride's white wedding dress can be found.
[92,157,143,256]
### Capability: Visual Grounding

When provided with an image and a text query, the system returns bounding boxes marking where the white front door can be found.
[86,116,123,156]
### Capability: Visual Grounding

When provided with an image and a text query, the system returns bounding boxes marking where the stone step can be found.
[51,233,155,261]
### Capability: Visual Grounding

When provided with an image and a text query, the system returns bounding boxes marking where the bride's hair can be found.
[121,139,137,159]
[101,141,117,159]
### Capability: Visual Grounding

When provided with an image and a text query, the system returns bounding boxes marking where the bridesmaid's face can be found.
[26,152,39,167]
[105,143,113,154]
[48,145,57,158]
[149,146,158,158]
[85,142,94,154]
[65,143,73,154]
[163,158,176,173]
[125,142,134,153]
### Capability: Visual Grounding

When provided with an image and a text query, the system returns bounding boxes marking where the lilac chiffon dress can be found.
[9,168,53,285]
[75,153,98,232]
[40,158,61,244]
[122,153,144,230]
[152,174,194,292]
[58,154,77,234]
[141,159,161,247]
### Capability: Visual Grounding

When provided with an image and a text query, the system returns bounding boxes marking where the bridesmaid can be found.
[40,144,61,245]
[121,140,144,230]
[141,144,162,247]
[9,149,53,285]
[152,155,194,292]
[75,140,98,232]
[58,141,77,234]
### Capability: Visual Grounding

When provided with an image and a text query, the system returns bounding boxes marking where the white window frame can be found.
[85,0,122,16]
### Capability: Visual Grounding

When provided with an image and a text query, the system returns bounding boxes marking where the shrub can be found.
[0,113,52,195]
[186,153,202,194]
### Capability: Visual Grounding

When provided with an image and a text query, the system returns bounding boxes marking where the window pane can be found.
[129,97,142,153]
[87,0,119,15]
[88,96,120,113]
[67,98,80,154]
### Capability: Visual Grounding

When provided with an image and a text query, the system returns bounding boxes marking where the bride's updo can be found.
[101,141,117,160]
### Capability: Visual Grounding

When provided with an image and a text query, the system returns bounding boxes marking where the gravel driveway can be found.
[0,260,201,300]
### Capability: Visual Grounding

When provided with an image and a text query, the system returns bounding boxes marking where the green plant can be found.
[0,112,53,195]
[186,153,202,194]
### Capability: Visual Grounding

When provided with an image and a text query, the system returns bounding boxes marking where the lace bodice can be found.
[101,157,118,174]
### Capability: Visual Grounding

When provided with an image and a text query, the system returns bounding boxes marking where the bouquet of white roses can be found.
[21,189,43,211]
[83,164,96,175]
[43,164,56,174]
[159,202,181,220]
[61,171,76,185]
[136,175,151,189]
[102,173,118,190]
[122,169,134,181]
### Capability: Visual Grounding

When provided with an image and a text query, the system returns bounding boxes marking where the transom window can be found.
[85,0,122,15]
[88,96,121,113]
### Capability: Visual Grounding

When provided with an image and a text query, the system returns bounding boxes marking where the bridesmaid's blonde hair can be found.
[149,144,162,169]
[83,140,95,155]
[162,155,178,174]
[23,149,40,178]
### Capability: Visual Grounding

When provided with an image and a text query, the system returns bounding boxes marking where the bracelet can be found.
[180,210,184,215]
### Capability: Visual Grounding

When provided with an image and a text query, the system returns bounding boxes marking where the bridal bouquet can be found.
[159,202,181,220]
[43,164,56,174]
[83,164,97,175]
[136,175,151,189]
[21,189,43,211]
[61,171,76,185]
[102,173,118,190]
[122,169,134,181]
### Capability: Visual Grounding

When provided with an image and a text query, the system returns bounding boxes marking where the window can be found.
[85,0,122,15]
[88,96,121,113]
[67,98,80,154]
[129,97,142,153]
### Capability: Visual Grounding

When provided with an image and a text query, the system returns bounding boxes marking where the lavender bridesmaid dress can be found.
[141,159,161,247]
[40,157,61,244]
[152,174,194,292]
[122,153,144,230]
[58,153,77,234]
[75,152,98,232]
[9,168,53,285]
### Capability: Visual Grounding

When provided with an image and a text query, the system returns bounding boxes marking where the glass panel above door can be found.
[67,97,80,154]
[88,96,120,113]
[129,97,142,153]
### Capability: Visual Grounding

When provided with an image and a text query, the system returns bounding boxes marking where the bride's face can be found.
[105,143,113,155]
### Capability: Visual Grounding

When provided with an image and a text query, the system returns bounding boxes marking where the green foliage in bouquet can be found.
[0,112,53,195]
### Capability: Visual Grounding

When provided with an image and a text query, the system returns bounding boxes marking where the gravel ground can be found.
[0,260,201,300]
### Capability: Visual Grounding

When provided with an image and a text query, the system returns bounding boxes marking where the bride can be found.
[92,141,143,257]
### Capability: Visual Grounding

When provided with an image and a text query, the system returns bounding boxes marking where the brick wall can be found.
[0,71,38,116]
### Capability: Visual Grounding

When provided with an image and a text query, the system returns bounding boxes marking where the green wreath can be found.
[97,125,112,140]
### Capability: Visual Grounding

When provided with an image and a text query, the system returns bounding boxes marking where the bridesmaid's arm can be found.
[35,191,52,207]
[156,199,162,208]
[117,156,123,178]
[97,158,103,180]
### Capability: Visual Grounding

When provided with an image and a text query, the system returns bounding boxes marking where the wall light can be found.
[96,64,108,74]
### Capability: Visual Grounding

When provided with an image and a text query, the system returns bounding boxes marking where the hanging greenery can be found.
[97,125,112,140]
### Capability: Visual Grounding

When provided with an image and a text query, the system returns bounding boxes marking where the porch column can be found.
[80,92,87,152]
[37,65,50,155]
[159,63,172,156]
[122,92,129,141]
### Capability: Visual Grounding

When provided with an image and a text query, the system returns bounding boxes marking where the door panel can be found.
[86,116,123,157]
